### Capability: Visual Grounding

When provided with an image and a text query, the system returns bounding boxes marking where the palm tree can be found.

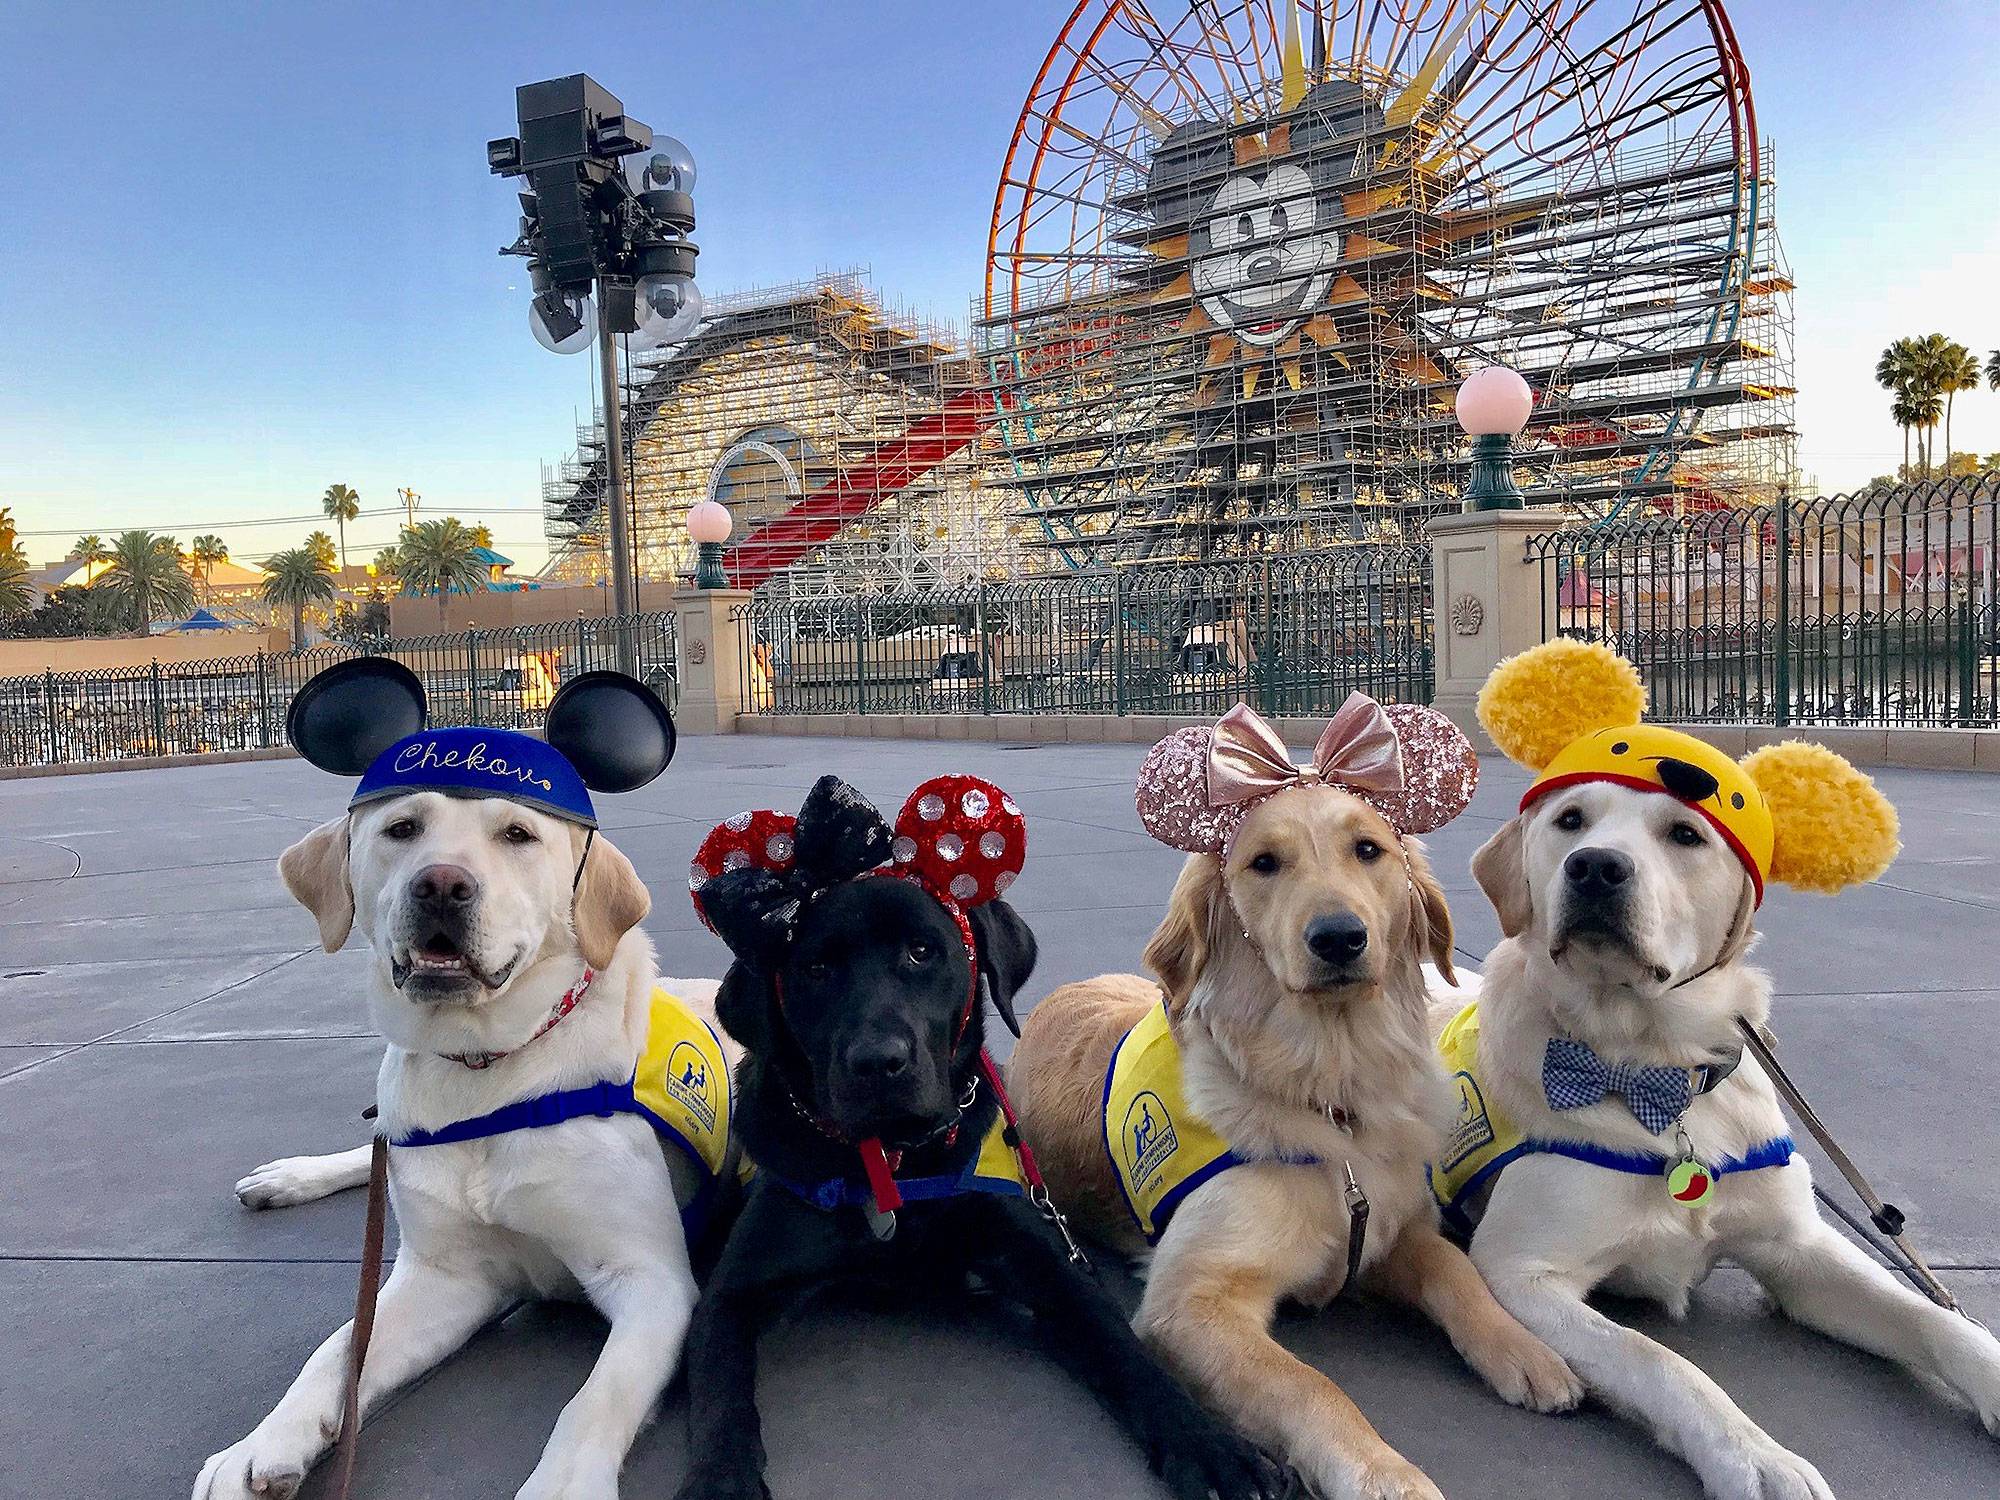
[93,530,196,633]
[395,517,487,623]
[71,533,111,574]
[1987,349,2000,392]
[1876,339,1925,475]
[261,547,336,651]
[370,545,403,586]
[304,529,338,571]
[469,522,495,548]
[189,534,229,600]
[0,545,29,621]
[0,506,17,556]
[321,484,360,576]
[1934,342,1982,478]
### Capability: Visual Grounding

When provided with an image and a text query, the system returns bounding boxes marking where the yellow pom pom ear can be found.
[1741,742,1900,894]
[1476,639,1647,771]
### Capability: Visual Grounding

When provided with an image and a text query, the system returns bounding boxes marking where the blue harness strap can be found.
[391,1075,726,1236]
[1529,1134,1797,1178]
[391,1077,642,1148]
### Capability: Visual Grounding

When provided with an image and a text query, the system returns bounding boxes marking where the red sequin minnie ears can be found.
[689,774,1025,937]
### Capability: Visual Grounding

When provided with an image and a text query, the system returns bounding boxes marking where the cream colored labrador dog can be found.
[195,791,730,1500]
[1451,781,2000,1500]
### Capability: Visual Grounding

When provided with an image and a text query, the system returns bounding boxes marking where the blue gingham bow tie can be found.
[1542,1037,1693,1135]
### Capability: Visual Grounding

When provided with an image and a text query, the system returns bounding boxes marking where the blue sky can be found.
[2,1,1997,570]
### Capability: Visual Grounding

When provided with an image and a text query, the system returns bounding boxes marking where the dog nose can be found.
[1564,847,1634,894]
[846,1034,913,1082]
[1305,912,1369,964]
[410,863,478,910]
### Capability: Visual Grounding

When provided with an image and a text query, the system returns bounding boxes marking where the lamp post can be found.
[488,75,705,633]
[686,501,732,589]
[1456,365,1533,511]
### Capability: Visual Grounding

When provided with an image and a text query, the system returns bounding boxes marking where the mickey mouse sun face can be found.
[1191,161,1338,347]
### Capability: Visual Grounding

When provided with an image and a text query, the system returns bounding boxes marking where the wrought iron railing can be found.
[1527,477,2000,727]
[735,547,1433,718]
[0,613,677,770]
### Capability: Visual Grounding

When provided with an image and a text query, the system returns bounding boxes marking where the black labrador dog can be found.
[677,776,1293,1500]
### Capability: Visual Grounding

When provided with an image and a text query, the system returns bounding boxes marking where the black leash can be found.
[1736,1017,1978,1325]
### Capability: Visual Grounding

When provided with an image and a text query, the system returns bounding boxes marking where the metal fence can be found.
[1528,477,2000,727]
[735,546,1433,718]
[0,612,677,770]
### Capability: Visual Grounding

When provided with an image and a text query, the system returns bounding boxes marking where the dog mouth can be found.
[1551,919,1672,986]
[391,931,516,993]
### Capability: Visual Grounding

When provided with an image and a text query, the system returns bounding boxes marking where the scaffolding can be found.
[542,272,1021,603]
[977,2,1799,568]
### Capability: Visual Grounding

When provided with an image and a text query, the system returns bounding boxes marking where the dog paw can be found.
[516,1448,620,1500]
[1697,1433,1834,1500]
[1153,1428,1300,1500]
[1469,1329,1585,1414]
[235,1156,341,1209]
[1349,1455,1446,1500]
[670,1461,773,1500]
[191,1441,308,1500]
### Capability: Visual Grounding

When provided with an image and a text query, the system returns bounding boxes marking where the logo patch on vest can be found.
[1441,1070,1495,1174]
[665,1040,717,1133]
[1123,1089,1180,1189]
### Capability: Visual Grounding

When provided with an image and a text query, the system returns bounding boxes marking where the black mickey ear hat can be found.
[286,657,428,775]
[544,670,677,792]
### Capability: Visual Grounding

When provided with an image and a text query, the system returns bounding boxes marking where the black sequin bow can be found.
[701,775,894,968]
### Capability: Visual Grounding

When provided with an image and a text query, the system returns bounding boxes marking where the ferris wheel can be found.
[982,0,1793,564]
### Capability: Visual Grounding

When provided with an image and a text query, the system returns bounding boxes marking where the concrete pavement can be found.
[3,737,1998,1498]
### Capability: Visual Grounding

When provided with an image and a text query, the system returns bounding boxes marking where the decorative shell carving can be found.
[688,637,707,665]
[1450,594,1485,637]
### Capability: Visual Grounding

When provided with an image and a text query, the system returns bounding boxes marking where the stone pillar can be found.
[1427,508,1564,733]
[672,587,753,734]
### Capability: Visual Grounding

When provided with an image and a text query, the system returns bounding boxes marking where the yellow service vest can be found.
[1103,1001,1320,1244]
[1429,1002,1796,1234]
[630,987,735,1194]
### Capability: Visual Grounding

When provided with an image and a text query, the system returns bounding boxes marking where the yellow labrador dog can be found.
[1445,641,2000,1500]
[198,668,724,1500]
[1011,703,1579,1500]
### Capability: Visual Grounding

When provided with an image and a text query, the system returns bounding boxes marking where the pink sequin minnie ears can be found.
[1136,694,1478,859]
[689,772,1026,970]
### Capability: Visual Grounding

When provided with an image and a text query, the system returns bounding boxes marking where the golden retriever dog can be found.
[1012,781,1580,1500]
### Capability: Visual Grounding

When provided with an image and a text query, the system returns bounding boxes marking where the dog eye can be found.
[384,818,419,840]
[1670,821,1705,848]
[1247,851,1280,875]
[1554,807,1585,833]
[1355,839,1383,862]
[501,824,537,846]
[905,940,934,965]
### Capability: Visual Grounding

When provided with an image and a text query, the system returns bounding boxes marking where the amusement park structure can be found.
[542,273,1019,603]
[981,0,1797,566]
[542,1,1797,587]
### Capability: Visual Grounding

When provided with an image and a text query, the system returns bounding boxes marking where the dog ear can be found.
[572,833,651,970]
[715,963,772,1055]
[279,817,355,952]
[1145,854,1222,1020]
[969,899,1038,1037]
[1713,869,1760,972]
[1403,838,1458,985]
[1471,816,1534,939]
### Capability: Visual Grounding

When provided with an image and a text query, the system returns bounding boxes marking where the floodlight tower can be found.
[488,75,704,628]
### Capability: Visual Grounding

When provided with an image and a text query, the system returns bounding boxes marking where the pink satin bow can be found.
[1206,695,1406,809]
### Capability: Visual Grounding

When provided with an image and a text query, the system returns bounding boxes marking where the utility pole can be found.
[596,298,637,627]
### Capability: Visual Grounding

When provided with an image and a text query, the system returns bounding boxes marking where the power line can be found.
[12,505,545,538]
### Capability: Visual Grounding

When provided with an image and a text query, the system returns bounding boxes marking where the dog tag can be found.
[863,1201,898,1242]
[1666,1155,1713,1205]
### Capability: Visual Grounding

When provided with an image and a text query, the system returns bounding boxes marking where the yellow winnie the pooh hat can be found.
[1477,639,1900,905]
